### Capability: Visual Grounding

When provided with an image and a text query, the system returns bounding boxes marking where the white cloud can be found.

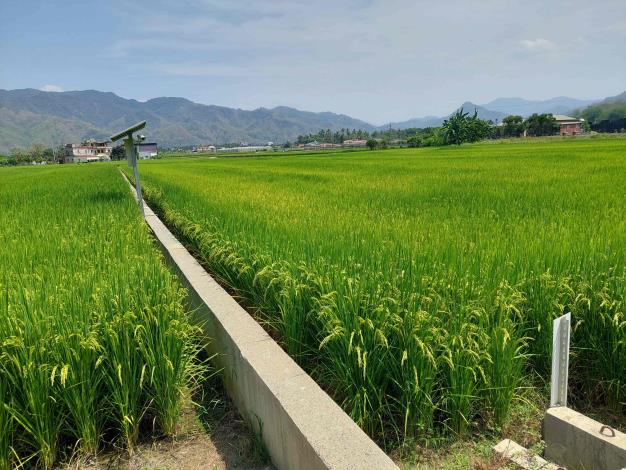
[93,0,625,122]
[40,84,64,92]
[519,38,557,53]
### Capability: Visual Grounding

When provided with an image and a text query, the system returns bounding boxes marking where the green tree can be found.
[42,148,55,162]
[366,139,378,150]
[407,134,422,147]
[27,144,46,163]
[524,113,559,137]
[10,147,28,164]
[466,111,492,142]
[502,115,524,137]
[111,145,126,160]
[441,109,469,145]
[55,145,65,163]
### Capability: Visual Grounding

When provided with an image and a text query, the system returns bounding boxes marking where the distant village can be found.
[63,139,158,163]
[192,138,370,153]
[67,113,585,161]
[1,113,587,166]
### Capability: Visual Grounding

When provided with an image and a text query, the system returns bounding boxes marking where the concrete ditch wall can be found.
[124,175,397,470]
[544,406,626,470]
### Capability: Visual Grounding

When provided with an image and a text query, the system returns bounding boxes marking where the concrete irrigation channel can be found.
[122,172,397,470]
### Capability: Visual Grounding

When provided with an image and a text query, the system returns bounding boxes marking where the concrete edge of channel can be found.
[544,406,626,470]
[122,172,398,470]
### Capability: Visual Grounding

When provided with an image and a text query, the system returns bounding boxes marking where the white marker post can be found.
[550,312,571,407]
[110,121,146,216]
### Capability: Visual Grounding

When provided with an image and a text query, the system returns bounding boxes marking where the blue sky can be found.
[1,0,625,124]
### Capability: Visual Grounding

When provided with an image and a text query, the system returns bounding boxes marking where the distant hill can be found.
[481,96,598,117]
[0,89,375,151]
[454,101,507,123]
[1,88,621,152]
[383,115,443,130]
[383,101,507,130]
[595,90,626,105]
[575,90,626,132]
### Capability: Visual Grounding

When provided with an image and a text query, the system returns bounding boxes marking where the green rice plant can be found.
[0,284,15,469]
[520,271,564,376]
[0,165,208,466]
[481,282,529,427]
[0,370,15,469]
[254,263,317,362]
[389,306,440,438]
[0,287,63,469]
[102,310,148,451]
[568,272,626,412]
[139,296,205,436]
[131,137,626,445]
[439,311,488,437]
[315,274,395,439]
[50,328,103,456]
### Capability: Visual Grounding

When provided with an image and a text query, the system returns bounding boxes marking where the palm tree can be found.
[441,108,469,145]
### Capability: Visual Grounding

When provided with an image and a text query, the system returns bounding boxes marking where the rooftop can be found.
[553,115,582,122]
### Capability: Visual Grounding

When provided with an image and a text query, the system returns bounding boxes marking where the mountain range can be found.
[385,101,509,130]
[480,96,597,117]
[596,90,626,105]
[386,96,601,130]
[0,89,376,151]
[0,89,614,152]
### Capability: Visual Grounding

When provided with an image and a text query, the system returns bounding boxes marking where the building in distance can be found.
[342,139,368,147]
[296,141,341,150]
[136,142,158,159]
[553,115,584,136]
[194,145,216,153]
[218,145,272,153]
[64,139,112,163]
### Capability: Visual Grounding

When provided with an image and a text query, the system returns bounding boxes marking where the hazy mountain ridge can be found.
[0,88,620,152]
[382,101,507,130]
[480,96,598,117]
[385,97,600,129]
[574,90,626,132]
[596,90,626,105]
[0,89,375,151]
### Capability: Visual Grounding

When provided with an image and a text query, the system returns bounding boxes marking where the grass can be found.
[397,386,546,469]
[129,137,626,450]
[0,165,206,468]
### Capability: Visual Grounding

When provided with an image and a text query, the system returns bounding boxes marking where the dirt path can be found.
[62,394,273,470]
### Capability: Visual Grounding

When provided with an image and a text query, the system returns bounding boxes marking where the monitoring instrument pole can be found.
[110,121,147,216]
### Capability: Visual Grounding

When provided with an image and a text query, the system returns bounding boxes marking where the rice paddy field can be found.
[132,138,626,447]
[0,165,204,468]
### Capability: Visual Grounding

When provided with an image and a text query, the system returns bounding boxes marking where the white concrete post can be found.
[550,312,571,407]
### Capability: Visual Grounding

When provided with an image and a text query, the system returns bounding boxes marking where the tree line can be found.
[294,128,370,145]
[0,144,65,166]
[576,101,626,133]
[293,111,564,149]
[1,111,586,164]
[0,143,130,166]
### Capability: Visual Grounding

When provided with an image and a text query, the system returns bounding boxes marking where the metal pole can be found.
[124,135,145,216]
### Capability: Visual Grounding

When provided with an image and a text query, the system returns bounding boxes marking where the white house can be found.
[135,142,158,159]
[195,145,216,153]
[64,140,112,163]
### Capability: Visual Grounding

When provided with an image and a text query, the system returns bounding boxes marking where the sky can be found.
[1,0,625,124]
